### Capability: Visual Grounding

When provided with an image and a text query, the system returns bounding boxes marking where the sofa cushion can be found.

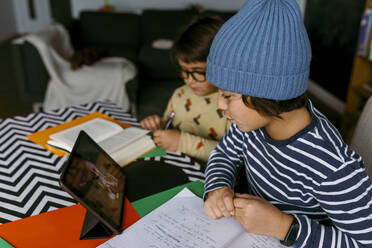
[140,9,197,45]
[108,46,138,62]
[138,44,179,80]
[78,44,138,63]
[79,11,140,50]
[137,79,184,120]
[13,42,49,103]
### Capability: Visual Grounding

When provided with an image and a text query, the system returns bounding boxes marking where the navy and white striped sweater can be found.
[204,101,372,247]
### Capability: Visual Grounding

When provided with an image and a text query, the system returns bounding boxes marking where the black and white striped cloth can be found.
[204,100,372,247]
[0,101,204,224]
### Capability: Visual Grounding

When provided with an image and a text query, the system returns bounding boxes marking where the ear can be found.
[241,95,250,106]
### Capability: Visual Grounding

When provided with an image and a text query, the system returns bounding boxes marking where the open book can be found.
[98,188,285,248]
[47,118,156,166]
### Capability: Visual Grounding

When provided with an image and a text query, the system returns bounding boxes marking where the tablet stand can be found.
[80,210,113,240]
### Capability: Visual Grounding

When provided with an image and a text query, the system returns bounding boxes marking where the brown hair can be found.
[171,15,224,64]
[241,93,308,118]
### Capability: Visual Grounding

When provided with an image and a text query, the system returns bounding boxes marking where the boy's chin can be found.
[190,87,216,96]
[192,89,207,96]
[192,91,204,96]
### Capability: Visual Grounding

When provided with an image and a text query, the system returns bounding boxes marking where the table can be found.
[0,101,205,225]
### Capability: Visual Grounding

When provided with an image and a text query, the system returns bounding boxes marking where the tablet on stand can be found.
[59,131,127,240]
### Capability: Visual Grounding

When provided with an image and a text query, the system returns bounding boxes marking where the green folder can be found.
[0,237,14,248]
[132,180,204,217]
[140,146,166,158]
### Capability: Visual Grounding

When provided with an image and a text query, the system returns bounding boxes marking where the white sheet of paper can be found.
[98,188,284,248]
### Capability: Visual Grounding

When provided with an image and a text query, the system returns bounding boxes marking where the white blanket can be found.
[14,23,136,112]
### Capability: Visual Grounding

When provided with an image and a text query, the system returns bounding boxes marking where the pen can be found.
[164,112,175,130]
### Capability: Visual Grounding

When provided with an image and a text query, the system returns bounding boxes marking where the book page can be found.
[98,127,150,154]
[49,118,123,150]
[98,188,282,248]
[109,135,156,166]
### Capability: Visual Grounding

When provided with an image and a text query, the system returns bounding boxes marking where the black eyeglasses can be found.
[180,70,207,82]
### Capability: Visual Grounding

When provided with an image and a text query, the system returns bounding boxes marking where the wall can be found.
[12,0,53,34]
[71,0,307,17]
[2,0,306,35]
[0,0,17,42]
[71,0,244,17]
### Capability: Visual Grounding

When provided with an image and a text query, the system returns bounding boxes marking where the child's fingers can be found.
[141,118,153,130]
[141,115,162,130]
[216,200,230,218]
[147,117,159,130]
[214,194,234,218]
[223,195,235,216]
[154,116,164,129]
[204,204,221,220]
[140,119,148,129]
[234,193,260,200]
[234,197,251,208]
[148,117,159,131]
[233,196,258,209]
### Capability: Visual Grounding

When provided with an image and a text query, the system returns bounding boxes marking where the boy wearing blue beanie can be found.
[203,0,372,247]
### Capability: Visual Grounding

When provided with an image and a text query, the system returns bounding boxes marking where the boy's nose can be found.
[184,77,197,86]
[217,97,227,110]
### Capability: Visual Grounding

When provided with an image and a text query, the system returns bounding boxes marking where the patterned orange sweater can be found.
[163,85,230,162]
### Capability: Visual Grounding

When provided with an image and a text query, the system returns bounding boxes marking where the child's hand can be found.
[204,186,234,219]
[233,193,293,240]
[140,115,164,131]
[153,130,180,151]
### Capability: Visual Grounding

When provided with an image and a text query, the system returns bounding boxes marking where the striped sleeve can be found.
[204,124,244,198]
[295,161,372,247]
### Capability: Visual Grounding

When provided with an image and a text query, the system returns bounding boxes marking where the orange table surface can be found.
[0,198,140,248]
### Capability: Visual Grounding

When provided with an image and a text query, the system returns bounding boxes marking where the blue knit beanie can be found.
[206,0,311,100]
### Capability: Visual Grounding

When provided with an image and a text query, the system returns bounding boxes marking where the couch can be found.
[12,8,235,120]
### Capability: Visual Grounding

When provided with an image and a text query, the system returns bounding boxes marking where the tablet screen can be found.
[60,131,126,233]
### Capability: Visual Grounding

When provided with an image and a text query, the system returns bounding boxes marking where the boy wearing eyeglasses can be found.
[140,16,230,162]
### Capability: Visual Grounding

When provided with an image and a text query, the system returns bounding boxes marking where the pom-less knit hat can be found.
[206,0,311,100]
